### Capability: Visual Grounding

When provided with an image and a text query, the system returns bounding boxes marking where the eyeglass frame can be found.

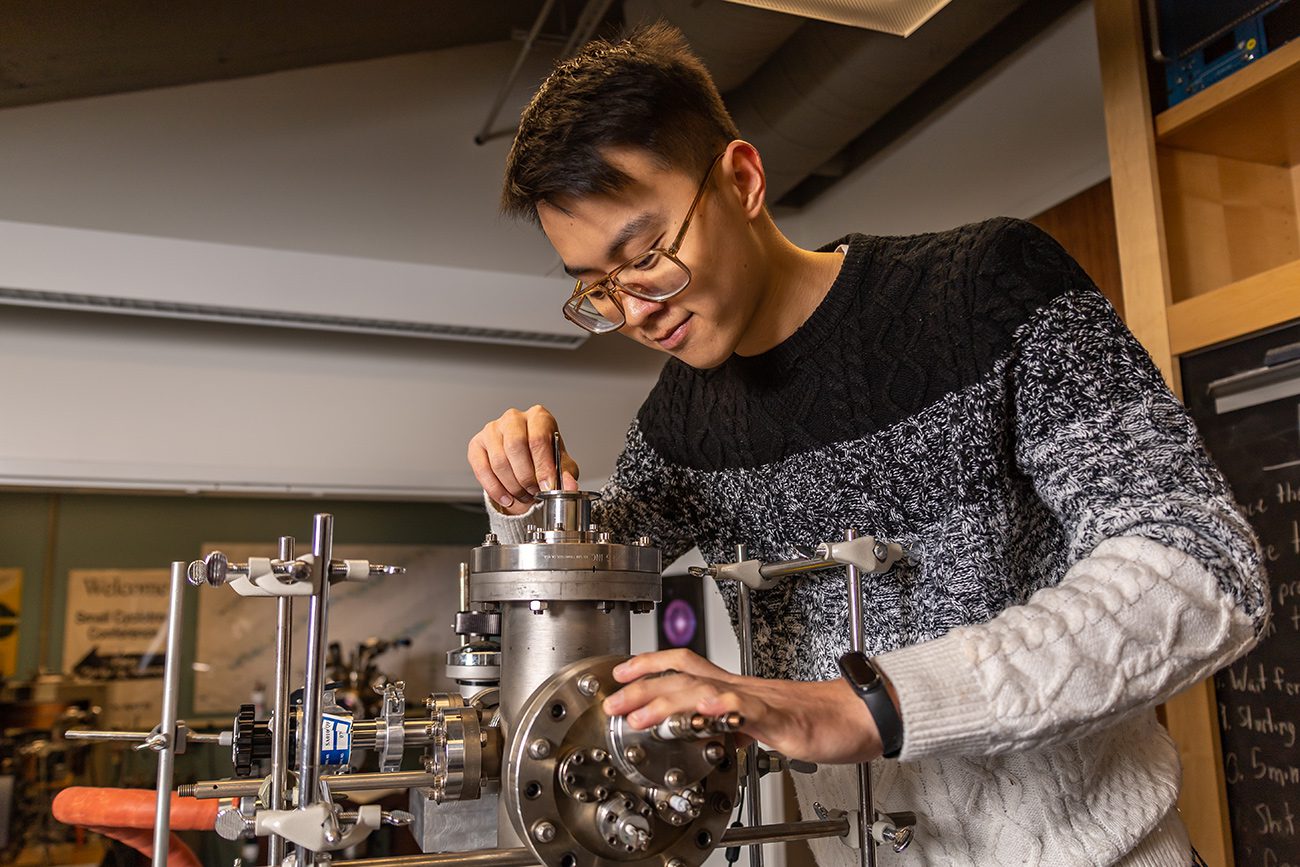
[562,151,726,334]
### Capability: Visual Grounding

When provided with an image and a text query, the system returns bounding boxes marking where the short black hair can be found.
[502,22,740,223]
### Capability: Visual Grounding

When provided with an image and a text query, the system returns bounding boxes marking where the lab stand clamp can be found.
[66,482,920,866]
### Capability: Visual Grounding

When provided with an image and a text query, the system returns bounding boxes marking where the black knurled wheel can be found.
[232,703,257,777]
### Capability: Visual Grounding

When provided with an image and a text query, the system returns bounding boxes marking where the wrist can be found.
[838,651,904,759]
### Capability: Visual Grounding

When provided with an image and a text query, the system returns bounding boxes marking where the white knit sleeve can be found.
[873,535,1261,760]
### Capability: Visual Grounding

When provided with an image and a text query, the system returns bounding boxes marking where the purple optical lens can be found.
[662,598,697,647]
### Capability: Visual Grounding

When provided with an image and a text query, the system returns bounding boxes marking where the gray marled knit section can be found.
[592,284,1265,686]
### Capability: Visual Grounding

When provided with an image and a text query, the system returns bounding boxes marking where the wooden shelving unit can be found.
[1095,3,1300,866]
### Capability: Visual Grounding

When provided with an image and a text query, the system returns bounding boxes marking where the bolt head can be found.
[704,742,726,763]
[624,745,645,764]
[529,599,549,614]
[528,738,551,759]
[664,768,685,787]
[533,821,557,843]
[577,674,600,696]
[638,535,653,547]
[483,532,499,546]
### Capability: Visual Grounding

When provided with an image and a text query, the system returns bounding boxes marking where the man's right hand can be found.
[468,405,581,515]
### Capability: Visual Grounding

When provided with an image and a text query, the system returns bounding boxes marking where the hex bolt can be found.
[704,742,726,763]
[528,738,552,760]
[874,540,888,562]
[533,821,557,843]
[624,745,646,764]
[595,600,615,613]
[529,600,549,615]
[577,674,600,696]
[482,532,499,545]
[638,535,653,547]
[589,748,608,762]
[663,768,685,787]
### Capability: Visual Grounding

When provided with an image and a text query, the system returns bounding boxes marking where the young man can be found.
[466,23,1268,867]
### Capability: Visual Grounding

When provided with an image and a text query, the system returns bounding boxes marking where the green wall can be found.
[0,491,487,682]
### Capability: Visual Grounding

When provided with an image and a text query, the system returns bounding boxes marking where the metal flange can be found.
[503,656,738,867]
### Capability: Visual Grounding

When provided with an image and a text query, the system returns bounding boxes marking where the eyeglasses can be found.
[562,152,724,334]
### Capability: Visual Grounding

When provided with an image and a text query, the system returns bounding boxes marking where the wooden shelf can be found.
[1155,36,1300,166]
[1167,257,1300,355]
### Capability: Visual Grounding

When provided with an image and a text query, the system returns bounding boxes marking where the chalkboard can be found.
[1182,319,1300,867]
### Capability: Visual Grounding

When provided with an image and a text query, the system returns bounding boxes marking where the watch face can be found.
[840,651,881,690]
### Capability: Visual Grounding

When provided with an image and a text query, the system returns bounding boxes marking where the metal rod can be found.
[329,818,850,867]
[269,535,296,867]
[296,513,335,866]
[735,543,764,867]
[151,561,187,867]
[719,818,850,847]
[758,556,838,579]
[844,529,876,867]
[473,0,559,145]
[180,770,440,800]
[64,729,223,744]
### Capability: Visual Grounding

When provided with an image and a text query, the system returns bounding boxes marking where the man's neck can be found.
[734,229,844,357]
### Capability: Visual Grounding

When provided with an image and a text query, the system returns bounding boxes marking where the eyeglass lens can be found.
[566,252,690,331]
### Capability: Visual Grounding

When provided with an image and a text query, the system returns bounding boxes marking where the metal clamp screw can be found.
[532,820,557,843]
[577,674,600,696]
[528,738,552,759]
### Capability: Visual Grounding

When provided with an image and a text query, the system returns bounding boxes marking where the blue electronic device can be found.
[1157,0,1300,107]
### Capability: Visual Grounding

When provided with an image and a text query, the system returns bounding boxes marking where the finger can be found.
[606,674,721,727]
[483,426,533,507]
[524,408,561,490]
[613,649,728,684]
[498,412,542,499]
[468,438,519,510]
[561,469,579,491]
[602,671,696,718]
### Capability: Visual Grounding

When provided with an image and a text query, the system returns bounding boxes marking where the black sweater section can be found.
[635,217,1082,470]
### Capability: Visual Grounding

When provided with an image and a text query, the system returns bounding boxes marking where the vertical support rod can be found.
[844,529,876,867]
[296,514,335,866]
[268,535,296,867]
[152,561,187,866]
[735,544,764,867]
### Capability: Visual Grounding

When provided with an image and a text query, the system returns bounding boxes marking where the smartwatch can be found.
[837,650,904,759]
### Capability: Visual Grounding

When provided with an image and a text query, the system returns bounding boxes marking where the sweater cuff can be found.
[483,491,544,544]
[872,631,995,761]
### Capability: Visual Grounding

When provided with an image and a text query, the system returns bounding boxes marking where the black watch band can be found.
[837,650,904,759]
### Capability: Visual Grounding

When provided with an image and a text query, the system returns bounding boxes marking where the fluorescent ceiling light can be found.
[723,0,955,36]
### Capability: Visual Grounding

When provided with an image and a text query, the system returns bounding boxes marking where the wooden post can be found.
[1093,1,1234,864]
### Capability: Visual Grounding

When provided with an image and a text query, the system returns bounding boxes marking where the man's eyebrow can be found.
[561,210,659,279]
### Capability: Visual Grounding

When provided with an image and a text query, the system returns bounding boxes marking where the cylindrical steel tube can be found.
[758,557,837,579]
[151,561,187,867]
[64,730,223,744]
[735,543,764,867]
[497,600,630,846]
[349,719,434,751]
[269,535,296,867]
[329,818,850,867]
[296,514,335,866]
[844,529,876,867]
[180,770,438,800]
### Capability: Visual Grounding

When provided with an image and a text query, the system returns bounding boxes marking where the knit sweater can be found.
[488,217,1269,865]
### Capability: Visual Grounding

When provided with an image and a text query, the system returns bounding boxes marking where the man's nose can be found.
[621,294,666,326]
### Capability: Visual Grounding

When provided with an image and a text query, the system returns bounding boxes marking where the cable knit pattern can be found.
[487,218,1268,865]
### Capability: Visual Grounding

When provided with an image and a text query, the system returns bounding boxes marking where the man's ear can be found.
[723,141,767,221]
